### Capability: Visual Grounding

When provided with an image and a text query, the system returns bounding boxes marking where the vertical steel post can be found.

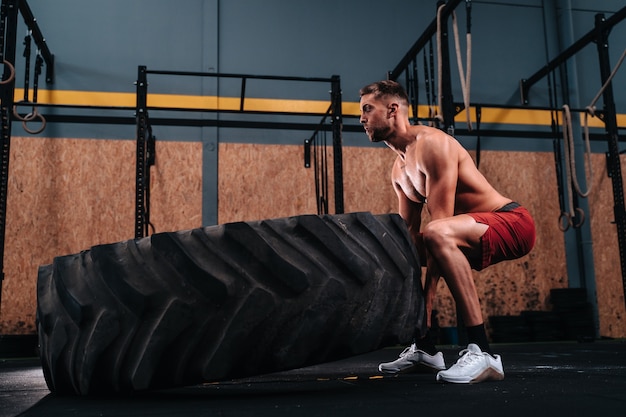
[595,14,626,309]
[438,1,455,136]
[135,66,148,239]
[0,0,18,309]
[330,75,344,214]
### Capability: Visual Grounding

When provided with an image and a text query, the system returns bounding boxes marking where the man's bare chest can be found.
[395,164,427,204]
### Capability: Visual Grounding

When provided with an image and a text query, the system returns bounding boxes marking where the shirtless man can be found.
[359,80,535,383]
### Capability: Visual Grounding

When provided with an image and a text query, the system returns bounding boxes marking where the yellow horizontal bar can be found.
[15,88,136,107]
[14,88,329,113]
[450,105,614,128]
[346,102,618,128]
[14,89,624,128]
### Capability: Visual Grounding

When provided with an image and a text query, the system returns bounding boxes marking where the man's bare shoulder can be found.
[409,125,457,159]
[413,124,443,137]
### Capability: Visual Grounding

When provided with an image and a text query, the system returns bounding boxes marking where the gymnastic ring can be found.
[573,207,586,228]
[558,212,571,232]
[0,59,15,85]
[12,103,38,122]
[22,109,46,134]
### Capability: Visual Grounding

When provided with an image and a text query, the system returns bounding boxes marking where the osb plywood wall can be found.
[588,153,626,336]
[217,143,398,223]
[0,137,202,334]
[218,143,321,223]
[1,138,624,339]
[460,150,566,331]
[217,143,625,337]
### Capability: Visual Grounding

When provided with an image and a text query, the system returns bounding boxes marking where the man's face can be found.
[359,94,392,143]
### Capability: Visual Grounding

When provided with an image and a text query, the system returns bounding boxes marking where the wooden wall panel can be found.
[217,144,397,222]
[218,143,321,223]
[0,137,201,334]
[342,147,397,214]
[216,143,625,338]
[589,153,626,337]
[147,141,203,233]
[349,148,625,338]
[462,151,568,331]
[2,138,624,338]
[343,147,569,332]
[1,137,134,334]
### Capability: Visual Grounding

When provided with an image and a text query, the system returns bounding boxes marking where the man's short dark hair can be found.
[359,80,409,105]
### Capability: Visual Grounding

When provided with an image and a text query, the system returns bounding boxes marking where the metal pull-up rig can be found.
[0,0,54,311]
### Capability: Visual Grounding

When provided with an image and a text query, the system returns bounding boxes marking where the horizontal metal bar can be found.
[15,100,613,119]
[23,113,340,132]
[146,106,330,118]
[29,113,626,138]
[451,128,609,140]
[145,69,334,83]
[34,113,343,132]
[454,101,592,114]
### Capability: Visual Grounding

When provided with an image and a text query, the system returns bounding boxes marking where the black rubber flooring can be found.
[1,340,625,417]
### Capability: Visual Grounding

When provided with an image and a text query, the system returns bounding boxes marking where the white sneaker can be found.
[436,343,504,384]
[378,344,446,374]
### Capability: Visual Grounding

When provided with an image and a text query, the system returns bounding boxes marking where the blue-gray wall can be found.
[9,1,626,311]
[16,0,626,150]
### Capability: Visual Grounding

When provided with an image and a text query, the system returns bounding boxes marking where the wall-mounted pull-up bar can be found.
[520,6,626,105]
[134,67,344,239]
[520,7,626,311]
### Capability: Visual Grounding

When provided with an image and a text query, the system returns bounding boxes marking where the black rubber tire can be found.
[36,212,423,395]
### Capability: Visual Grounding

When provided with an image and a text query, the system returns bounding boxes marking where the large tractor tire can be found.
[36,212,423,395]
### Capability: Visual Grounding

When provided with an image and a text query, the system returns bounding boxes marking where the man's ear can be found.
[388,103,399,116]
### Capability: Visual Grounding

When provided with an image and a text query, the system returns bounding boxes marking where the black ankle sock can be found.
[466,324,492,355]
[413,329,438,355]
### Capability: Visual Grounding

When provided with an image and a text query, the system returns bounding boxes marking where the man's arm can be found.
[413,133,459,329]
[394,180,438,329]
[419,133,459,220]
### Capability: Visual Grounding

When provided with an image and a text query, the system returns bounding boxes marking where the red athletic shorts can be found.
[466,202,536,271]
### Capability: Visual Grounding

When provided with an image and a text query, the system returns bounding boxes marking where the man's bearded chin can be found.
[368,126,390,143]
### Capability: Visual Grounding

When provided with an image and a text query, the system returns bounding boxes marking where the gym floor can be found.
[1,340,625,417]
